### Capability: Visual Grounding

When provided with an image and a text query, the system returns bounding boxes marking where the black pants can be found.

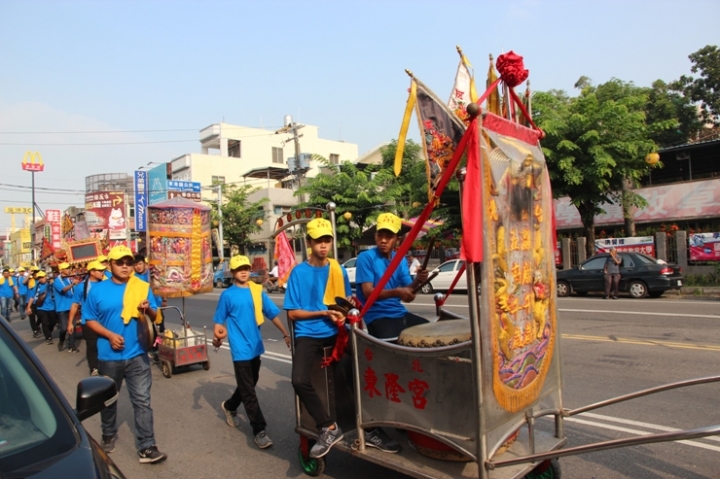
[604,273,620,298]
[225,357,266,436]
[292,335,337,430]
[28,304,39,334]
[37,309,57,340]
[366,312,428,342]
[82,323,99,372]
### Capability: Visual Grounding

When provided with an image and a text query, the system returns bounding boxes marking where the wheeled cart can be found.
[156,306,210,378]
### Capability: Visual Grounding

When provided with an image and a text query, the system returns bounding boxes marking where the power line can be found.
[0,128,199,134]
[0,183,85,193]
[0,139,197,146]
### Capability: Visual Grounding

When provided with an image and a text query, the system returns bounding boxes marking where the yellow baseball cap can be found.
[8,268,14,273]
[58,262,70,270]
[97,254,108,262]
[376,213,401,234]
[108,245,134,261]
[306,218,333,239]
[87,260,106,271]
[31,266,40,272]
[36,271,47,278]
[17,267,25,272]
[229,255,251,270]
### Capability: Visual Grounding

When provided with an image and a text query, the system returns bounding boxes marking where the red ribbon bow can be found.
[496,51,529,88]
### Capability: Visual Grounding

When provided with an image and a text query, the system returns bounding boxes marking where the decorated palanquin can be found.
[147,196,213,298]
[480,113,557,413]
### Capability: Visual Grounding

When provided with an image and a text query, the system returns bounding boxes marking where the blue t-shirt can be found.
[213,285,280,361]
[53,276,76,312]
[355,248,413,324]
[84,279,158,361]
[35,282,55,312]
[0,278,15,298]
[283,261,351,339]
[26,282,37,303]
[17,275,28,296]
[74,279,101,325]
[134,269,163,307]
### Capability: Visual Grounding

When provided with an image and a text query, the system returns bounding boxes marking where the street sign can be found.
[167,180,201,193]
[168,190,202,202]
[4,207,32,214]
[21,151,44,172]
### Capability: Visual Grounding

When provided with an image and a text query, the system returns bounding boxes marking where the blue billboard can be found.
[133,170,148,232]
[148,163,168,205]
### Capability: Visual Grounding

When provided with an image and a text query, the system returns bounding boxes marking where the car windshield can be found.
[0,325,77,475]
[344,258,356,268]
[634,253,659,265]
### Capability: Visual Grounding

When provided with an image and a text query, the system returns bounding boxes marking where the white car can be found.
[343,257,357,286]
[421,259,468,294]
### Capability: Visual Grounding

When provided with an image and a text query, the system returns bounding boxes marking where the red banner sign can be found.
[84,191,127,240]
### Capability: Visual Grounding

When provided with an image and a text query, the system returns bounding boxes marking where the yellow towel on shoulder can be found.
[120,276,163,325]
[323,258,345,306]
[28,278,35,289]
[248,282,264,326]
[0,277,14,287]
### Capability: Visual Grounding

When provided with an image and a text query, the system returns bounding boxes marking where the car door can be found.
[617,253,635,290]
[431,260,461,290]
[342,257,357,285]
[574,256,607,292]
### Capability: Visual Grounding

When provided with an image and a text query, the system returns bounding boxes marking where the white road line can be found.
[566,417,720,452]
[560,308,720,319]
[579,412,720,443]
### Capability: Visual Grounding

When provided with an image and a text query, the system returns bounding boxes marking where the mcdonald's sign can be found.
[21,151,44,172]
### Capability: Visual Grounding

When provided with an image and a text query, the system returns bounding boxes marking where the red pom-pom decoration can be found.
[496,51,529,88]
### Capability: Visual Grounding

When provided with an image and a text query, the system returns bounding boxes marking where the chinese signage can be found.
[168,190,202,202]
[555,179,720,229]
[45,209,62,249]
[84,191,127,240]
[167,180,201,192]
[21,151,44,172]
[134,170,148,232]
[4,207,33,214]
[595,236,655,256]
[689,232,720,262]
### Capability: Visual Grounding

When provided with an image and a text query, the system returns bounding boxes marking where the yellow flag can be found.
[487,54,501,115]
[394,79,417,176]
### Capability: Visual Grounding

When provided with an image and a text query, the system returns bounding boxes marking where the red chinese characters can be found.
[408,379,430,410]
[384,373,406,403]
[363,367,381,398]
[411,359,424,372]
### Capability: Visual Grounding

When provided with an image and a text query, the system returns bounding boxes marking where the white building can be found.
[169,121,359,269]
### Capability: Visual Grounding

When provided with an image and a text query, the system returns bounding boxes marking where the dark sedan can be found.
[0,316,126,479]
[556,252,684,298]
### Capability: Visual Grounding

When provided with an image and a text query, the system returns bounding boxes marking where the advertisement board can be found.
[595,236,655,256]
[689,232,720,262]
[84,191,127,240]
[134,170,148,232]
[45,209,62,249]
[148,163,168,205]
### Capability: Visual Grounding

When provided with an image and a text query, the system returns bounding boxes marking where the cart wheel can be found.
[202,360,210,371]
[297,446,325,477]
[524,458,561,479]
[161,361,172,378]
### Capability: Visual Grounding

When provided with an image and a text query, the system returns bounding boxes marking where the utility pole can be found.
[21,152,45,264]
[217,184,224,262]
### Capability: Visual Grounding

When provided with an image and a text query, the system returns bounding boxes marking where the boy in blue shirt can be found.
[26,271,56,344]
[0,268,18,320]
[284,218,352,459]
[212,255,290,450]
[356,213,428,341]
[54,262,81,352]
[354,212,429,453]
[69,260,106,375]
[84,245,166,464]
[16,267,28,320]
[24,267,41,337]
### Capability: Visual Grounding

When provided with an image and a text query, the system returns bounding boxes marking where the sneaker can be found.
[309,423,343,459]
[68,347,80,353]
[254,430,273,449]
[138,445,167,464]
[32,330,39,338]
[91,368,99,376]
[221,401,239,427]
[57,341,65,352]
[365,428,401,453]
[46,339,53,345]
[101,434,116,453]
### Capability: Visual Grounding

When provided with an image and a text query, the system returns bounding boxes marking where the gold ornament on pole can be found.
[256,218,264,226]
[343,212,352,220]
[645,152,660,165]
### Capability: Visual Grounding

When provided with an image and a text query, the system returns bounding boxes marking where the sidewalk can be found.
[668,286,720,298]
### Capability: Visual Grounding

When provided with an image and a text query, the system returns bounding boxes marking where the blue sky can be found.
[1,0,718,235]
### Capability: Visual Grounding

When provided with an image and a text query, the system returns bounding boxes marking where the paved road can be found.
[10,291,720,479]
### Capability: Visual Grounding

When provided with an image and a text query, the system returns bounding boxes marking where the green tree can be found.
[645,79,701,147]
[213,183,268,254]
[296,157,395,253]
[672,45,720,126]
[533,79,655,255]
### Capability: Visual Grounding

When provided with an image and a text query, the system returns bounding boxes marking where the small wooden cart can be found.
[157,306,210,378]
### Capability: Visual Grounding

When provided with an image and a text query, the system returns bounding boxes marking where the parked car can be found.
[421,259,468,294]
[556,252,684,298]
[0,316,125,478]
[343,257,357,286]
[213,260,233,288]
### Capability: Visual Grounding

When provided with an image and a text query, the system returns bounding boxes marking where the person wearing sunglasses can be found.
[83,246,167,464]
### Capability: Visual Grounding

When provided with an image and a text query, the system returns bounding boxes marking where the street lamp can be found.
[326,202,338,259]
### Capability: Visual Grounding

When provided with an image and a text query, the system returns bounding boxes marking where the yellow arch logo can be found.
[22,151,44,172]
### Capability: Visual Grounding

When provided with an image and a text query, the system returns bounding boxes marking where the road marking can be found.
[560,308,720,320]
[562,333,720,351]
[579,412,720,444]
[566,417,720,452]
